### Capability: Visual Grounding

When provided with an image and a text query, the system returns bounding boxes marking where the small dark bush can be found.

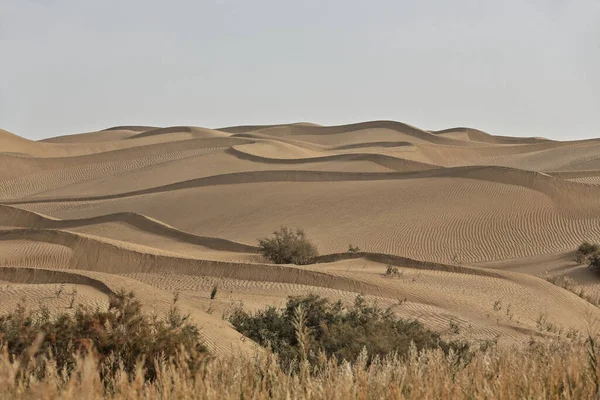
[588,252,600,272]
[210,285,218,300]
[347,244,360,253]
[258,227,318,265]
[385,264,400,277]
[575,242,599,264]
[0,290,208,383]
[229,294,468,368]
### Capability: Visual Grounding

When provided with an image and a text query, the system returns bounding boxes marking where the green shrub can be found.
[258,227,318,265]
[229,294,469,368]
[0,290,208,383]
[575,241,599,264]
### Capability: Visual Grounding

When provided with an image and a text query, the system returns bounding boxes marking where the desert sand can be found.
[1,121,600,356]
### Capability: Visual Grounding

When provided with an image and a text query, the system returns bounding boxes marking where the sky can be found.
[1,0,599,140]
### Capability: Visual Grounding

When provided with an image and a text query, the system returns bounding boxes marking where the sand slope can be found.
[2,121,600,356]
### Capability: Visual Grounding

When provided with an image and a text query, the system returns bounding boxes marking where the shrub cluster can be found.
[588,252,600,271]
[575,241,599,264]
[385,264,401,277]
[347,244,360,253]
[258,227,318,265]
[229,294,469,368]
[575,241,600,272]
[0,290,207,383]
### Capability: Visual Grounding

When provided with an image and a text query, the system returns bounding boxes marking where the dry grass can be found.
[3,291,598,399]
[0,336,599,399]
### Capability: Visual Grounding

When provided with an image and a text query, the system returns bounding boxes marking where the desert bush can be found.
[258,227,318,265]
[575,241,600,264]
[0,290,207,384]
[347,244,360,253]
[229,294,469,368]
[589,252,600,272]
[385,264,400,277]
[574,241,600,272]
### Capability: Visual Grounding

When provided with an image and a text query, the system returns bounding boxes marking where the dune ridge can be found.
[225,146,439,171]
[0,266,114,295]
[2,227,599,346]
[126,126,230,140]
[0,204,258,253]
[7,167,600,217]
[0,228,409,299]
[431,127,552,144]
[220,121,467,145]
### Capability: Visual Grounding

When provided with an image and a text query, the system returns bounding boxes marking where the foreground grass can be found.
[1,291,599,398]
[1,336,599,399]
[0,290,207,386]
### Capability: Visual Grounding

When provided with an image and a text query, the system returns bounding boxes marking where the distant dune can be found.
[2,120,600,356]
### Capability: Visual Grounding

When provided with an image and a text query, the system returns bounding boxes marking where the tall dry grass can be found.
[1,289,599,398]
[1,336,599,399]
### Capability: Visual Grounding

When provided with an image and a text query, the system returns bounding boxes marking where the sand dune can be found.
[0,205,257,252]
[0,128,40,156]
[20,177,600,264]
[2,120,600,357]
[9,167,600,218]
[40,126,228,144]
[226,145,438,171]
[103,126,160,132]
[1,228,598,347]
[220,120,463,145]
[1,127,237,158]
[127,126,230,140]
[41,128,142,144]
[431,127,552,145]
[0,139,249,198]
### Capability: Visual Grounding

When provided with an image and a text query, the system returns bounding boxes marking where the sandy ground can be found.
[2,121,600,356]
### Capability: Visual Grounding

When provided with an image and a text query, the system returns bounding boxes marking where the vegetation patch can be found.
[258,227,318,265]
[347,244,360,253]
[575,241,600,265]
[0,290,207,384]
[229,293,469,368]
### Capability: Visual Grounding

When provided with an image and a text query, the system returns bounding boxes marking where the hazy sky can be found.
[1,0,599,140]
